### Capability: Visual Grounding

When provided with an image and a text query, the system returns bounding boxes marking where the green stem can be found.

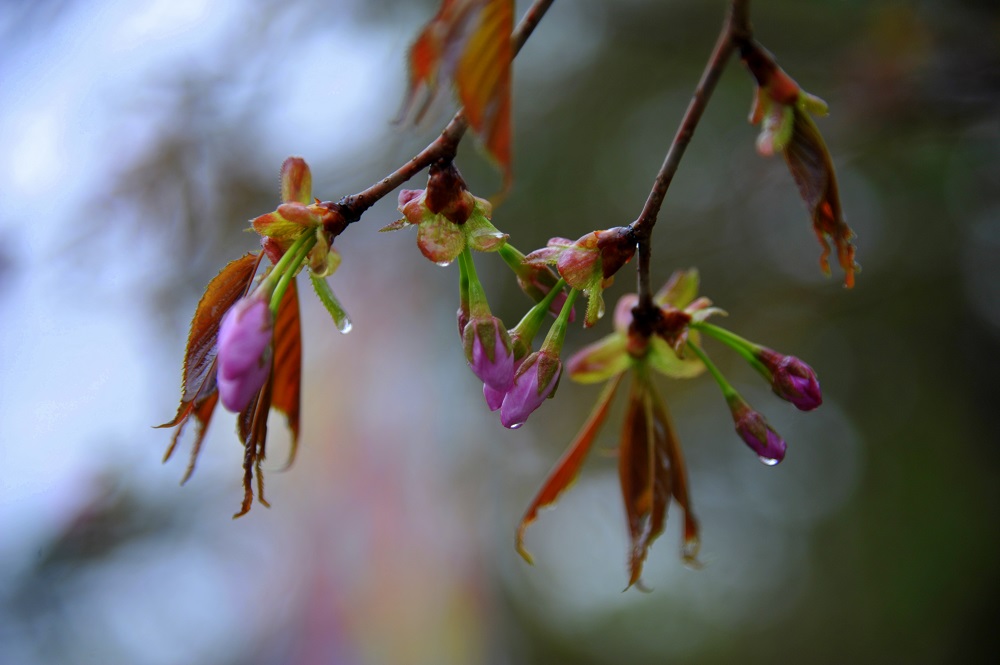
[510,277,567,344]
[686,340,738,402]
[540,288,580,354]
[457,247,471,318]
[693,322,770,379]
[461,246,491,318]
[269,234,316,317]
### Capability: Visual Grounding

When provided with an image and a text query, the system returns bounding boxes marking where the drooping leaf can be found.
[231,278,304,518]
[310,273,352,334]
[455,0,513,181]
[649,380,699,564]
[619,372,672,589]
[517,374,624,563]
[235,371,273,519]
[403,0,514,182]
[784,111,858,288]
[271,278,303,463]
[158,252,260,481]
[174,252,261,408]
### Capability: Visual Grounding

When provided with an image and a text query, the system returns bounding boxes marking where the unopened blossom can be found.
[500,350,562,429]
[463,316,515,390]
[729,396,787,465]
[757,347,822,411]
[217,296,273,413]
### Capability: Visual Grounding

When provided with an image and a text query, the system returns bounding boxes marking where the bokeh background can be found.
[1,0,998,663]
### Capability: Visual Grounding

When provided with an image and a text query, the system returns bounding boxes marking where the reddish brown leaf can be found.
[158,252,261,480]
[174,252,261,410]
[620,372,673,589]
[232,279,300,518]
[235,371,273,519]
[784,112,858,288]
[271,278,302,467]
[649,381,700,564]
[455,0,513,180]
[403,0,514,181]
[516,373,624,563]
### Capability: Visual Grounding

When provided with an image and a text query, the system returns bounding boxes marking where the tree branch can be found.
[336,0,558,223]
[631,0,752,308]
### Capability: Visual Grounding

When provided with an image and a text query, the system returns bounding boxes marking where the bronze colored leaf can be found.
[649,380,699,564]
[175,252,260,410]
[235,370,273,519]
[159,252,260,481]
[232,279,301,518]
[516,374,624,563]
[402,0,514,181]
[455,0,513,181]
[271,278,302,467]
[784,111,858,288]
[620,372,672,589]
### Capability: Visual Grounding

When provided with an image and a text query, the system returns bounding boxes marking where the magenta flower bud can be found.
[217,297,273,413]
[729,397,787,465]
[463,317,514,390]
[500,351,562,429]
[757,348,822,411]
[484,356,525,411]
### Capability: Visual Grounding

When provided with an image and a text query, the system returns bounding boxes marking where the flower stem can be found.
[686,340,739,402]
[540,288,580,354]
[693,321,770,379]
[269,234,316,316]
[510,277,567,344]
[461,247,492,318]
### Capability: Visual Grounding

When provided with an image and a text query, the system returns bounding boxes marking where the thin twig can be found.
[337,0,558,222]
[631,0,752,308]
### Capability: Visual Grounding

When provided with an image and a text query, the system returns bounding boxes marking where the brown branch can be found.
[630,0,752,308]
[336,0,558,223]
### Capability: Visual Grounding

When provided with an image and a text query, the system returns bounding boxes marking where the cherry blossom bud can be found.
[757,348,822,411]
[728,397,787,465]
[463,316,515,390]
[500,351,562,429]
[484,356,525,411]
[217,297,273,412]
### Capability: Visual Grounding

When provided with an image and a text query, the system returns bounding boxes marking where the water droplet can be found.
[337,317,353,334]
[435,260,453,267]
[508,422,524,430]
[758,456,780,466]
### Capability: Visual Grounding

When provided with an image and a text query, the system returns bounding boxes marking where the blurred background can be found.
[1,0,998,663]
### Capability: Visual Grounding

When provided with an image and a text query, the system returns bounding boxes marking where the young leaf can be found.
[619,373,672,589]
[517,374,625,563]
[174,252,261,409]
[403,0,514,181]
[158,252,260,481]
[784,111,858,288]
[310,274,352,334]
[271,278,303,465]
[455,0,513,180]
[232,278,303,518]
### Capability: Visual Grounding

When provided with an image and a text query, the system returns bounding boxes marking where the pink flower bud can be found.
[463,317,514,390]
[730,398,787,465]
[217,297,273,412]
[757,348,822,411]
[500,351,561,429]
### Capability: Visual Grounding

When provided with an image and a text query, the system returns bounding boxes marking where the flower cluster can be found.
[516,270,823,586]
[160,157,351,517]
